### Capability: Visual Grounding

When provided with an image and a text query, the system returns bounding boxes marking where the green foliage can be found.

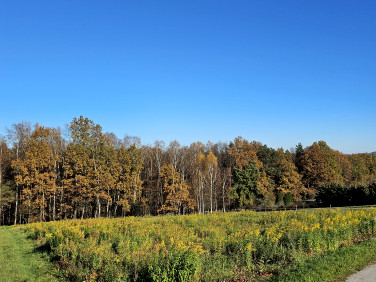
[256,145,280,187]
[317,183,376,207]
[276,191,284,206]
[232,161,261,208]
[284,192,294,206]
[0,181,15,206]
[147,251,199,281]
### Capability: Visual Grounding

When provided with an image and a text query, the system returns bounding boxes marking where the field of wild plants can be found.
[23,208,376,281]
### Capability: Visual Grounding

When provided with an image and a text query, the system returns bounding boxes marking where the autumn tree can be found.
[194,152,206,213]
[298,141,343,189]
[125,144,144,214]
[274,148,313,201]
[115,145,143,216]
[153,140,166,211]
[318,141,343,185]
[211,142,232,212]
[46,127,65,220]
[229,137,273,206]
[6,121,32,224]
[167,140,181,171]
[176,145,190,184]
[158,164,194,214]
[2,117,376,223]
[123,135,141,149]
[0,139,6,223]
[349,154,376,186]
[191,150,219,213]
[0,138,13,225]
[229,137,261,170]
[63,116,104,219]
[334,150,352,186]
[206,151,218,213]
[95,133,117,218]
[12,125,59,222]
[140,145,157,214]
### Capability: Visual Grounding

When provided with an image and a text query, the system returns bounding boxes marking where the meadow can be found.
[23,208,376,281]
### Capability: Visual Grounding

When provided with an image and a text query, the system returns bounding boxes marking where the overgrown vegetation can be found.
[23,208,376,281]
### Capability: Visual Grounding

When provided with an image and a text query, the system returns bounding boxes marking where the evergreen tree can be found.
[232,161,261,208]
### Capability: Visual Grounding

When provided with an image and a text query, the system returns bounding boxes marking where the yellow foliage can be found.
[21,207,376,281]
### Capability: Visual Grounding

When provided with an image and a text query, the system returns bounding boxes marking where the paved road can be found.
[346,263,376,282]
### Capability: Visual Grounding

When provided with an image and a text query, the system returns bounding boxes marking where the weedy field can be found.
[21,208,376,281]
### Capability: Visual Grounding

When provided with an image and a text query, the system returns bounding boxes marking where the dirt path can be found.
[0,226,60,282]
[345,263,376,282]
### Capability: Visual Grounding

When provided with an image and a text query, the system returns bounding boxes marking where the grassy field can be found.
[0,226,59,282]
[18,207,376,281]
[271,237,376,281]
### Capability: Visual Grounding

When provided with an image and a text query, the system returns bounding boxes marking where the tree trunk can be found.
[98,200,101,218]
[73,207,77,219]
[41,191,45,222]
[81,206,85,219]
[201,182,205,214]
[95,196,99,218]
[14,146,19,225]
[222,180,226,212]
[210,174,213,213]
[28,194,31,223]
[106,198,110,218]
[222,171,227,212]
[196,190,200,214]
[53,160,57,221]
[53,189,56,221]
[14,186,18,225]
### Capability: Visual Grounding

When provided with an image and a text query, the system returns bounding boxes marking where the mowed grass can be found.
[271,238,376,281]
[0,226,60,282]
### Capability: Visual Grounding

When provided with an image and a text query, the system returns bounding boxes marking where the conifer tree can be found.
[232,161,261,208]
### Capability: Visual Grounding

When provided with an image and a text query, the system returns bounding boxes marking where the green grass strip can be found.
[270,238,376,281]
[0,226,61,282]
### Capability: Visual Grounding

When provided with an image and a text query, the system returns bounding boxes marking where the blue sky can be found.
[1,1,375,153]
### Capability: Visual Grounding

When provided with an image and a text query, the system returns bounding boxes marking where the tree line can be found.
[0,116,375,225]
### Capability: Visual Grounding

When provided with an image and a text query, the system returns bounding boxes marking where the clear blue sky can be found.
[1,1,375,154]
